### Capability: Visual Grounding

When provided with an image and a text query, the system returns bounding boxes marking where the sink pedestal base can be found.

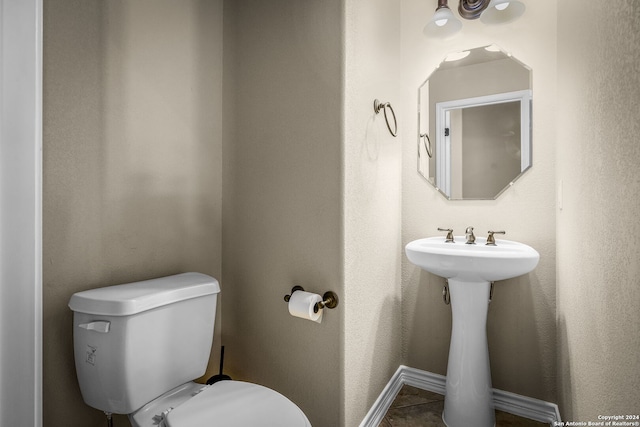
[442,279,495,427]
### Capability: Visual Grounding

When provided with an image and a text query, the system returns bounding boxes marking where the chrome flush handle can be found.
[437,228,455,243]
[486,230,506,246]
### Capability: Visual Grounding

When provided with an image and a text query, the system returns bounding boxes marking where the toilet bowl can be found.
[130,380,310,427]
[68,272,311,427]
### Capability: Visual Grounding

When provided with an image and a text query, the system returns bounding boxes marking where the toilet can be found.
[68,272,311,427]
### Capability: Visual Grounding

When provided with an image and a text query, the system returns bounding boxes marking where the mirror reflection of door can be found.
[444,101,521,199]
[435,89,531,199]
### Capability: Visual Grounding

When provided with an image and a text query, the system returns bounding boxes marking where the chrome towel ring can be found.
[373,99,398,137]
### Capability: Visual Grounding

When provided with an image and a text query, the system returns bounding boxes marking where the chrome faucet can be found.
[465,226,476,244]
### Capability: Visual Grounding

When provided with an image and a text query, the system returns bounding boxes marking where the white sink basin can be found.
[405,236,539,282]
[405,235,540,427]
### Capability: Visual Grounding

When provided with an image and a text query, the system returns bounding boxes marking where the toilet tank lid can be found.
[68,272,220,316]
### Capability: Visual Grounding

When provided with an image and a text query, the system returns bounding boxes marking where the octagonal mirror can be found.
[418,45,532,200]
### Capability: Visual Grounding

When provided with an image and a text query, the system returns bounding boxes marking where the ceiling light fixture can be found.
[424,0,526,38]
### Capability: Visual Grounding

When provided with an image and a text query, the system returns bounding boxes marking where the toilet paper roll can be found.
[288,290,323,323]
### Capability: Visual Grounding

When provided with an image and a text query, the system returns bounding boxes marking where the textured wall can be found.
[223,1,403,425]
[343,0,403,425]
[43,1,223,425]
[221,1,344,425]
[401,0,558,402]
[557,0,640,420]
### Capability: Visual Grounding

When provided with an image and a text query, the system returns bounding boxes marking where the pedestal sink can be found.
[405,235,539,427]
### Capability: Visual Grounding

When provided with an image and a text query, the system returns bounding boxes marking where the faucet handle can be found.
[486,230,506,246]
[437,228,455,243]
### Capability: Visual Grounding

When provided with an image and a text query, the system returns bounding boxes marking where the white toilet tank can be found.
[68,272,220,415]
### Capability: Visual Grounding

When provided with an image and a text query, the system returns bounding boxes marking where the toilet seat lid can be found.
[165,381,311,427]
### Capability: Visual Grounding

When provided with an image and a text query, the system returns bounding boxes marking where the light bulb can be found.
[480,0,525,25]
[424,4,462,38]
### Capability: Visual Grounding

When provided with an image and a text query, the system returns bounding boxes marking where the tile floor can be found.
[378,385,549,427]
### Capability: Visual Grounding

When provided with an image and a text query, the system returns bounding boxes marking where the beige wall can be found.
[222,1,403,425]
[343,0,403,425]
[401,0,558,403]
[43,1,223,426]
[557,0,640,420]
[221,1,344,426]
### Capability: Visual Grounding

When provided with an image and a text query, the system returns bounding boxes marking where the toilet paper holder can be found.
[284,286,339,313]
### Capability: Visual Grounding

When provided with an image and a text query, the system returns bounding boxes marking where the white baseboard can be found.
[359,365,561,427]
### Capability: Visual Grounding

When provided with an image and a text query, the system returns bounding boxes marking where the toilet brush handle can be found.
[219,346,225,375]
